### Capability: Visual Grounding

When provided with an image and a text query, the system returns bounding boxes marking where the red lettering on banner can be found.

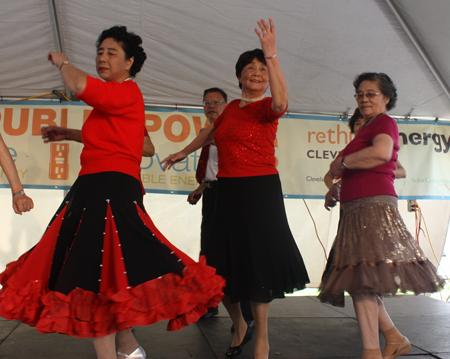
[145,114,162,132]
[326,129,336,144]
[192,116,210,136]
[3,108,29,136]
[336,125,348,144]
[193,116,202,135]
[164,115,190,143]
[317,132,326,143]
[32,109,58,135]
[308,125,352,144]
[83,109,92,124]
[61,109,68,128]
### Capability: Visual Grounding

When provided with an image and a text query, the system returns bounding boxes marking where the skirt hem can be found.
[0,256,224,338]
[318,260,444,307]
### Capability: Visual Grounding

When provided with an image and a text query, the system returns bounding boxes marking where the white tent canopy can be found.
[2,0,450,120]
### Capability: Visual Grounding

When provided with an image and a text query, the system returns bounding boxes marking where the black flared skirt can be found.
[0,172,225,337]
[207,174,310,303]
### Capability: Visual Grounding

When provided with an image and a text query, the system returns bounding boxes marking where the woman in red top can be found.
[319,73,443,359]
[0,26,224,359]
[163,18,309,359]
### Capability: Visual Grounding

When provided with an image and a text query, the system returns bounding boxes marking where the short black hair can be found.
[348,108,363,134]
[353,72,398,111]
[235,49,266,89]
[203,87,228,102]
[96,25,147,77]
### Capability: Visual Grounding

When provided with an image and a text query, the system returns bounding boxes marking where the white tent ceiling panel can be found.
[395,0,450,102]
[1,0,61,97]
[1,0,450,119]
[56,0,142,84]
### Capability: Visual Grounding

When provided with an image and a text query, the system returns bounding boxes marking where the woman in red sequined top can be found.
[163,18,309,359]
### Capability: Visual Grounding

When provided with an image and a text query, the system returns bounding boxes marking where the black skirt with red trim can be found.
[0,172,225,338]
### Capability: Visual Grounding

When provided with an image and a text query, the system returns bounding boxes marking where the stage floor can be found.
[1,295,449,359]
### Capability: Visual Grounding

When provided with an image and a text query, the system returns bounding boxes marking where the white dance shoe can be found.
[117,346,146,359]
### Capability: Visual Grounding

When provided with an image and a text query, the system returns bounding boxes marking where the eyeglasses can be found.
[203,100,226,107]
[354,92,381,101]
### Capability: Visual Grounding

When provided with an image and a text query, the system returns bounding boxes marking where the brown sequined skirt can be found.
[319,195,444,307]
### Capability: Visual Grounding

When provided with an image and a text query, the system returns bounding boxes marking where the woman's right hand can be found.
[13,193,34,215]
[255,18,277,59]
[41,126,69,142]
[161,151,187,171]
[187,184,205,205]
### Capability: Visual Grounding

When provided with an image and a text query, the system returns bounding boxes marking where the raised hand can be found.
[255,18,277,58]
[47,51,68,69]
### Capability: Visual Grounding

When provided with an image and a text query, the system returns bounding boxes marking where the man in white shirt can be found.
[188,88,227,259]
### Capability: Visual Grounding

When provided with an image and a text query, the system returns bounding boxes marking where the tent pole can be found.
[383,0,450,102]
[48,0,72,100]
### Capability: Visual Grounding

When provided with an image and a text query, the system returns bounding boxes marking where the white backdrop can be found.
[1,188,448,288]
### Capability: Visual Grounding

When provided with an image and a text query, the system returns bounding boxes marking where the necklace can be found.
[361,113,384,129]
[241,94,265,103]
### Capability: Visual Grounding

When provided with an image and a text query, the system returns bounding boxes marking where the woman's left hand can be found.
[255,18,277,58]
[47,51,68,70]
[324,186,339,211]
[161,151,187,171]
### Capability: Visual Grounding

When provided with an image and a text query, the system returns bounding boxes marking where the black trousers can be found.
[200,185,218,257]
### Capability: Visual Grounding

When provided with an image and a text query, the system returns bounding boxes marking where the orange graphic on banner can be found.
[49,143,70,180]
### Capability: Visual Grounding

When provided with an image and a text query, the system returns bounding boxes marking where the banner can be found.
[278,115,450,199]
[0,103,449,199]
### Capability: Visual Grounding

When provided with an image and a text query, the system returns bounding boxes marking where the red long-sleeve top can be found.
[76,76,145,181]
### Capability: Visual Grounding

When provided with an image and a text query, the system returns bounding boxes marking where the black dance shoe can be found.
[231,319,255,333]
[225,324,254,356]
[201,306,219,319]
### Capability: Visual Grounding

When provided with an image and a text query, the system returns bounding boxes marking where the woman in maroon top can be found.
[324,108,406,211]
[163,18,309,359]
[319,73,442,359]
[0,26,225,359]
